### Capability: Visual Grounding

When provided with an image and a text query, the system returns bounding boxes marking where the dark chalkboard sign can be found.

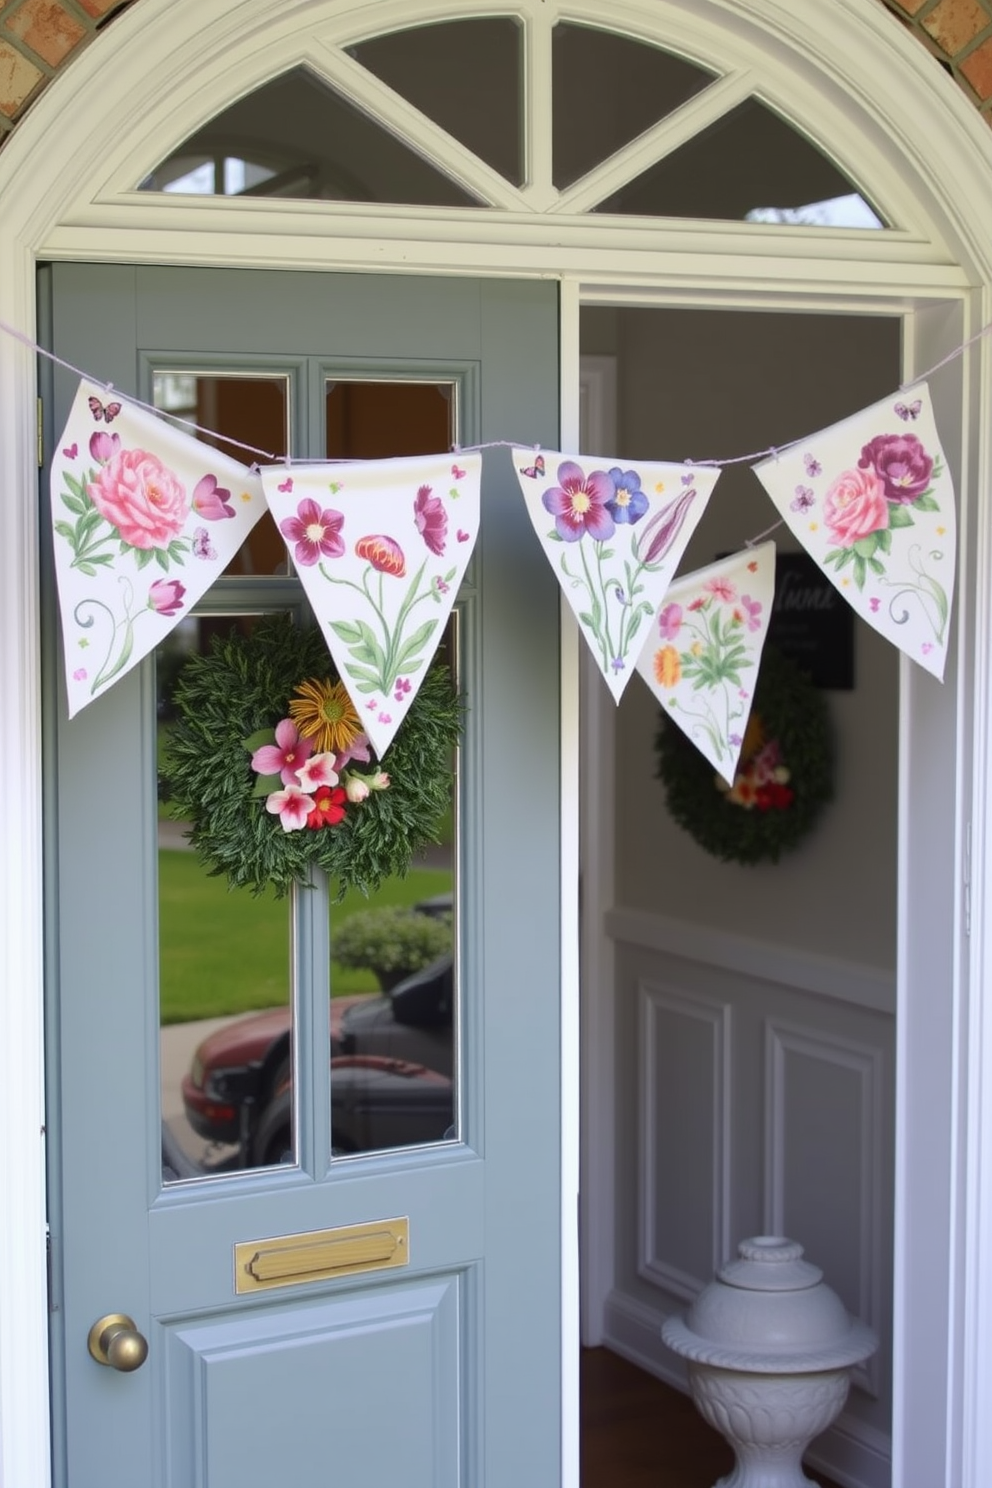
[767,551,854,689]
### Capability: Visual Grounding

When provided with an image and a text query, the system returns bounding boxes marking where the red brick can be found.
[76,0,128,17]
[6,0,87,68]
[0,40,43,118]
[960,34,992,95]
[923,0,992,57]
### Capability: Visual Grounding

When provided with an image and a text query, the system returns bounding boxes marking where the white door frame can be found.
[3,3,992,1485]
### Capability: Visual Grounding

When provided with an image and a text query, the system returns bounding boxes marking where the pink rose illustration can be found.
[858,433,933,504]
[88,447,188,550]
[823,466,889,547]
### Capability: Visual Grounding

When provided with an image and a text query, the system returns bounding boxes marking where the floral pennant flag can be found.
[260,454,481,757]
[635,543,777,784]
[752,385,955,679]
[51,379,266,717]
[512,450,720,700]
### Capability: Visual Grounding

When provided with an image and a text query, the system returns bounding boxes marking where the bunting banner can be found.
[752,384,955,681]
[512,450,721,700]
[260,453,481,757]
[51,379,266,716]
[634,543,777,785]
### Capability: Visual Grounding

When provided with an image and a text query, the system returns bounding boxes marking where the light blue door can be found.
[43,264,562,1487]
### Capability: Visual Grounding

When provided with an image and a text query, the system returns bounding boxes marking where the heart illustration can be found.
[457,529,470,542]
[62,443,78,459]
[278,477,293,493]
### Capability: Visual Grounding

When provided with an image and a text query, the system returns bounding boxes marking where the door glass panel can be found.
[593,97,886,225]
[138,67,483,207]
[553,23,715,190]
[152,371,290,575]
[347,19,523,186]
[158,617,296,1182]
[323,378,459,1159]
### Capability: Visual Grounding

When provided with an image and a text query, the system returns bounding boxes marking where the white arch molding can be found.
[3,2,992,1484]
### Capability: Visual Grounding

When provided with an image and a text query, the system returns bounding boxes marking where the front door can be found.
[43,264,562,1488]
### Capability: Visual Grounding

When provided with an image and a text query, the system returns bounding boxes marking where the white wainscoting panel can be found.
[604,918,895,1488]
[638,981,731,1299]
[766,1020,886,1397]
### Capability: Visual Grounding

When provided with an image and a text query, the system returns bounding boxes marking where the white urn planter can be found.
[661,1236,877,1488]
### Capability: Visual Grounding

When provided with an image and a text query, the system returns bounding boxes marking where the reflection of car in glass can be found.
[180,955,454,1164]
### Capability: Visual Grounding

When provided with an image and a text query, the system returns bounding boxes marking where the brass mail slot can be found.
[234,1217,409,1294]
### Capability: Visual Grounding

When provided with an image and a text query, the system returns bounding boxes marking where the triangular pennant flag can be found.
[51,379,266,716]
[635,543,777,784]
[260,454,480,757]
[752,384,955,679]
[512,449,720,699]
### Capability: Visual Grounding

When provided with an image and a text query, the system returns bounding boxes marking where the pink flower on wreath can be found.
[279,498,345,566]
[542,461,616,543]
[296,753,339,792]
[658,602,683,641]
[88,447,188,549]
[266,784,314,832]
[414,484,448,556]
[356,534,406,577]
[823,466,889,548]
[251,718,314,786]
[147,578,185,616]
[192,474,235,521]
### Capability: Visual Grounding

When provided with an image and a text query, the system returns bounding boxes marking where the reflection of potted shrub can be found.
[333,907,452,991]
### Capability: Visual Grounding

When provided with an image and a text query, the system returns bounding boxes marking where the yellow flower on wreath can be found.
[289,677,365,756]
[653,645,682,689]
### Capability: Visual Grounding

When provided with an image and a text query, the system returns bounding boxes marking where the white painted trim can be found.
[606,906,897,1015]
[559,277,582,1488]
[4,2,992,1484]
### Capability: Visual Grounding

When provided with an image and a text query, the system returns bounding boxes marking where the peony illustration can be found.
[355,533,406,577]
[87,447,188,550]
[858,433,934,504]
[413,484,447,556]
[822,466,889,547]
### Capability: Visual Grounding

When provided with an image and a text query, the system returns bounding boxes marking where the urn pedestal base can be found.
[687,1361,850,1488]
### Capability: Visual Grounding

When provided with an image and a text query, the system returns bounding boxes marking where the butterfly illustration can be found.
[192,527,217,561]
[277,477,293,494]
[803,453,822,477]
[448,489,461,499]
[88,395,122,423]
[790,486,815,513]
[328,481,342,494]
[519,454,545,479]
[681,471,695,486]
[451,464,467,480]
[895,399,922,421]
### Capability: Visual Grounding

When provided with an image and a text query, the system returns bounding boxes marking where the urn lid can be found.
[661,1235,879,1374]
[717,1235,823,1292]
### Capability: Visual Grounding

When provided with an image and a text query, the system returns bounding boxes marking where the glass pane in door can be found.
[323,379,459,1159]
[152,371,291,574]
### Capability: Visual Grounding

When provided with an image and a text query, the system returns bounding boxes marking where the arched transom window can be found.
[139,16,886,229]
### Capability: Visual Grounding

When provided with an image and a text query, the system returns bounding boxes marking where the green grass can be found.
[158,850,452,1024]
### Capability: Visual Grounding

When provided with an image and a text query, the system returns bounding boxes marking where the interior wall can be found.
[584,306,901,970]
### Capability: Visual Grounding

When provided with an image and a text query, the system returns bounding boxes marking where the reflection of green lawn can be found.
[158,850,452,1024]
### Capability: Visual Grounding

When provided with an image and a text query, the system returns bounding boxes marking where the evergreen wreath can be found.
[160,613,461,897]
[655,645,833,866]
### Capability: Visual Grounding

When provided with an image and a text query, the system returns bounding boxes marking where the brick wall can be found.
[0,0,990,149]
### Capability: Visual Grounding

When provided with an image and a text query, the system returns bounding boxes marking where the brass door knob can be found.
[87,1313,149,1372]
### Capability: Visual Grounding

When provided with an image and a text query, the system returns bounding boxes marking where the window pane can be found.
[348,20,522,186]
[139,67,482,207]
[553,24,714,190]
[326,380,455,459]
[152,372,290,576]
[158,620,296,1182]
[594,97,886,225]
